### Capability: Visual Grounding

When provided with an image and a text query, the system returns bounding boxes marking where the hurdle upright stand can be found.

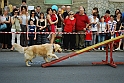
[92,41,124,68]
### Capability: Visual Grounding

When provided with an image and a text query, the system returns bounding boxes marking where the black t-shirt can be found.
[57,14,63,28]
[63,11,69,19]
[115,18,122,31]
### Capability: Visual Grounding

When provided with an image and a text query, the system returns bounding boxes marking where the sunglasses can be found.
[69,14,74,15]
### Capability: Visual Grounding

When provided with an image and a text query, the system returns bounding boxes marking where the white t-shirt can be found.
[90,17,99,31]
[99,22,106,33]
[21,14,28,25]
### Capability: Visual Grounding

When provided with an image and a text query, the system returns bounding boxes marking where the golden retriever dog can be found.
[13,43,62,66]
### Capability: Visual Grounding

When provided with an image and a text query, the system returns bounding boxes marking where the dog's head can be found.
[53,44,62,53]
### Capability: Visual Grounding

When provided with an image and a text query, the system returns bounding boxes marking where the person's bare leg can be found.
[50,34,56,44]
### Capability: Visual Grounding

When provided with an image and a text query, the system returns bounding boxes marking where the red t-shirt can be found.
[85,30,92,41]
[74,14,89,31]
[104,15,110,23]
[64,18,76,32]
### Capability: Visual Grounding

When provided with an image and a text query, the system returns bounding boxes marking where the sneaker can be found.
[71,49,75,51]
[98,48,100,50]
[64,49,67,51]
[102,48,104,50]
[115,48,120,51]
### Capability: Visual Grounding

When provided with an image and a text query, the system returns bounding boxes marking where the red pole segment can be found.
[109,42,117,68]
[92,44,109,65]
[42,53,78,67]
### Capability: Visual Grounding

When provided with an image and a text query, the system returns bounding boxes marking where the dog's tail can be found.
[13,43,28,53]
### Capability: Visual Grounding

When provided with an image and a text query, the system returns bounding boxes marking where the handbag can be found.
[0,23,7,30]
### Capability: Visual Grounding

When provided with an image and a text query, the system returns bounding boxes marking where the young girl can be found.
[27,19,36,46]
[108,15,117,39]
[85,25,92,47]
[98,16,107,50]
[90,12,99,46]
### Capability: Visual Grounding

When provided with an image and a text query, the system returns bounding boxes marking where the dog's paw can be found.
[26,64,31,67]
[56,57,59,59]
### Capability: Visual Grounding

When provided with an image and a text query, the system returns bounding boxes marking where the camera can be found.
[15,16,19,18]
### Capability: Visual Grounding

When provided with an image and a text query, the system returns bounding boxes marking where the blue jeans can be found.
[92,31,97,45]
[98,33,105,48]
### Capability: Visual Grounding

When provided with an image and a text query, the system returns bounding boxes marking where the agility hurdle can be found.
[42,35,124,68]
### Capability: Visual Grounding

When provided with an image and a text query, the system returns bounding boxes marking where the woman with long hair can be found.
[36,12,47,44]
[20,6,28,47]
[46,8,58,44]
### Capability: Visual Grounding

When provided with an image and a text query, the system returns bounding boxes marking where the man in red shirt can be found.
[74,7,90,49]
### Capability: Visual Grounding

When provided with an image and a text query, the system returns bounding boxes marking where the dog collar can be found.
[52,44,55,52]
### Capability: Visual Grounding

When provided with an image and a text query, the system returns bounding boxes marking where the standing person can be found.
[10,6,17,16]
[114,9,121,19]
[20,0,28,14]
[46,8,58,44]
[90,12,99,47]
[115,12,124,50]
[88,9,96,20]
[108,15,117,51]
[85,25,92,47]
[114,12,122,43]
[108,15,117,39]
[74,7,90,49]
[56,8,64,45]
[20,6,28,47]
[61,5,66,14]
[28,10,38,25]
[104,10,111,40]
[57,8,64,33]
[98,16,107,50]
[104,10,111,23]
[63,11,76,51]
[93,7,100,19]
[76,6,85,14]
[36,12,47,44]
[63,6,71,19]
[35,6,41,18]
[10,8,22,51]
[0,7,11,49]
[27,19,36,46]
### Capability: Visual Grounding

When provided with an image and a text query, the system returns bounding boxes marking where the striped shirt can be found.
[108,20,117,31]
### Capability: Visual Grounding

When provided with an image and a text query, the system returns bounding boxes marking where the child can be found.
[27,19,36,46]
[85,25,92,47]
[98,16,107,50]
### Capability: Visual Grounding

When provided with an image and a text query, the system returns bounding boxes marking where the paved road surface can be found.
[0,51,124,83]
